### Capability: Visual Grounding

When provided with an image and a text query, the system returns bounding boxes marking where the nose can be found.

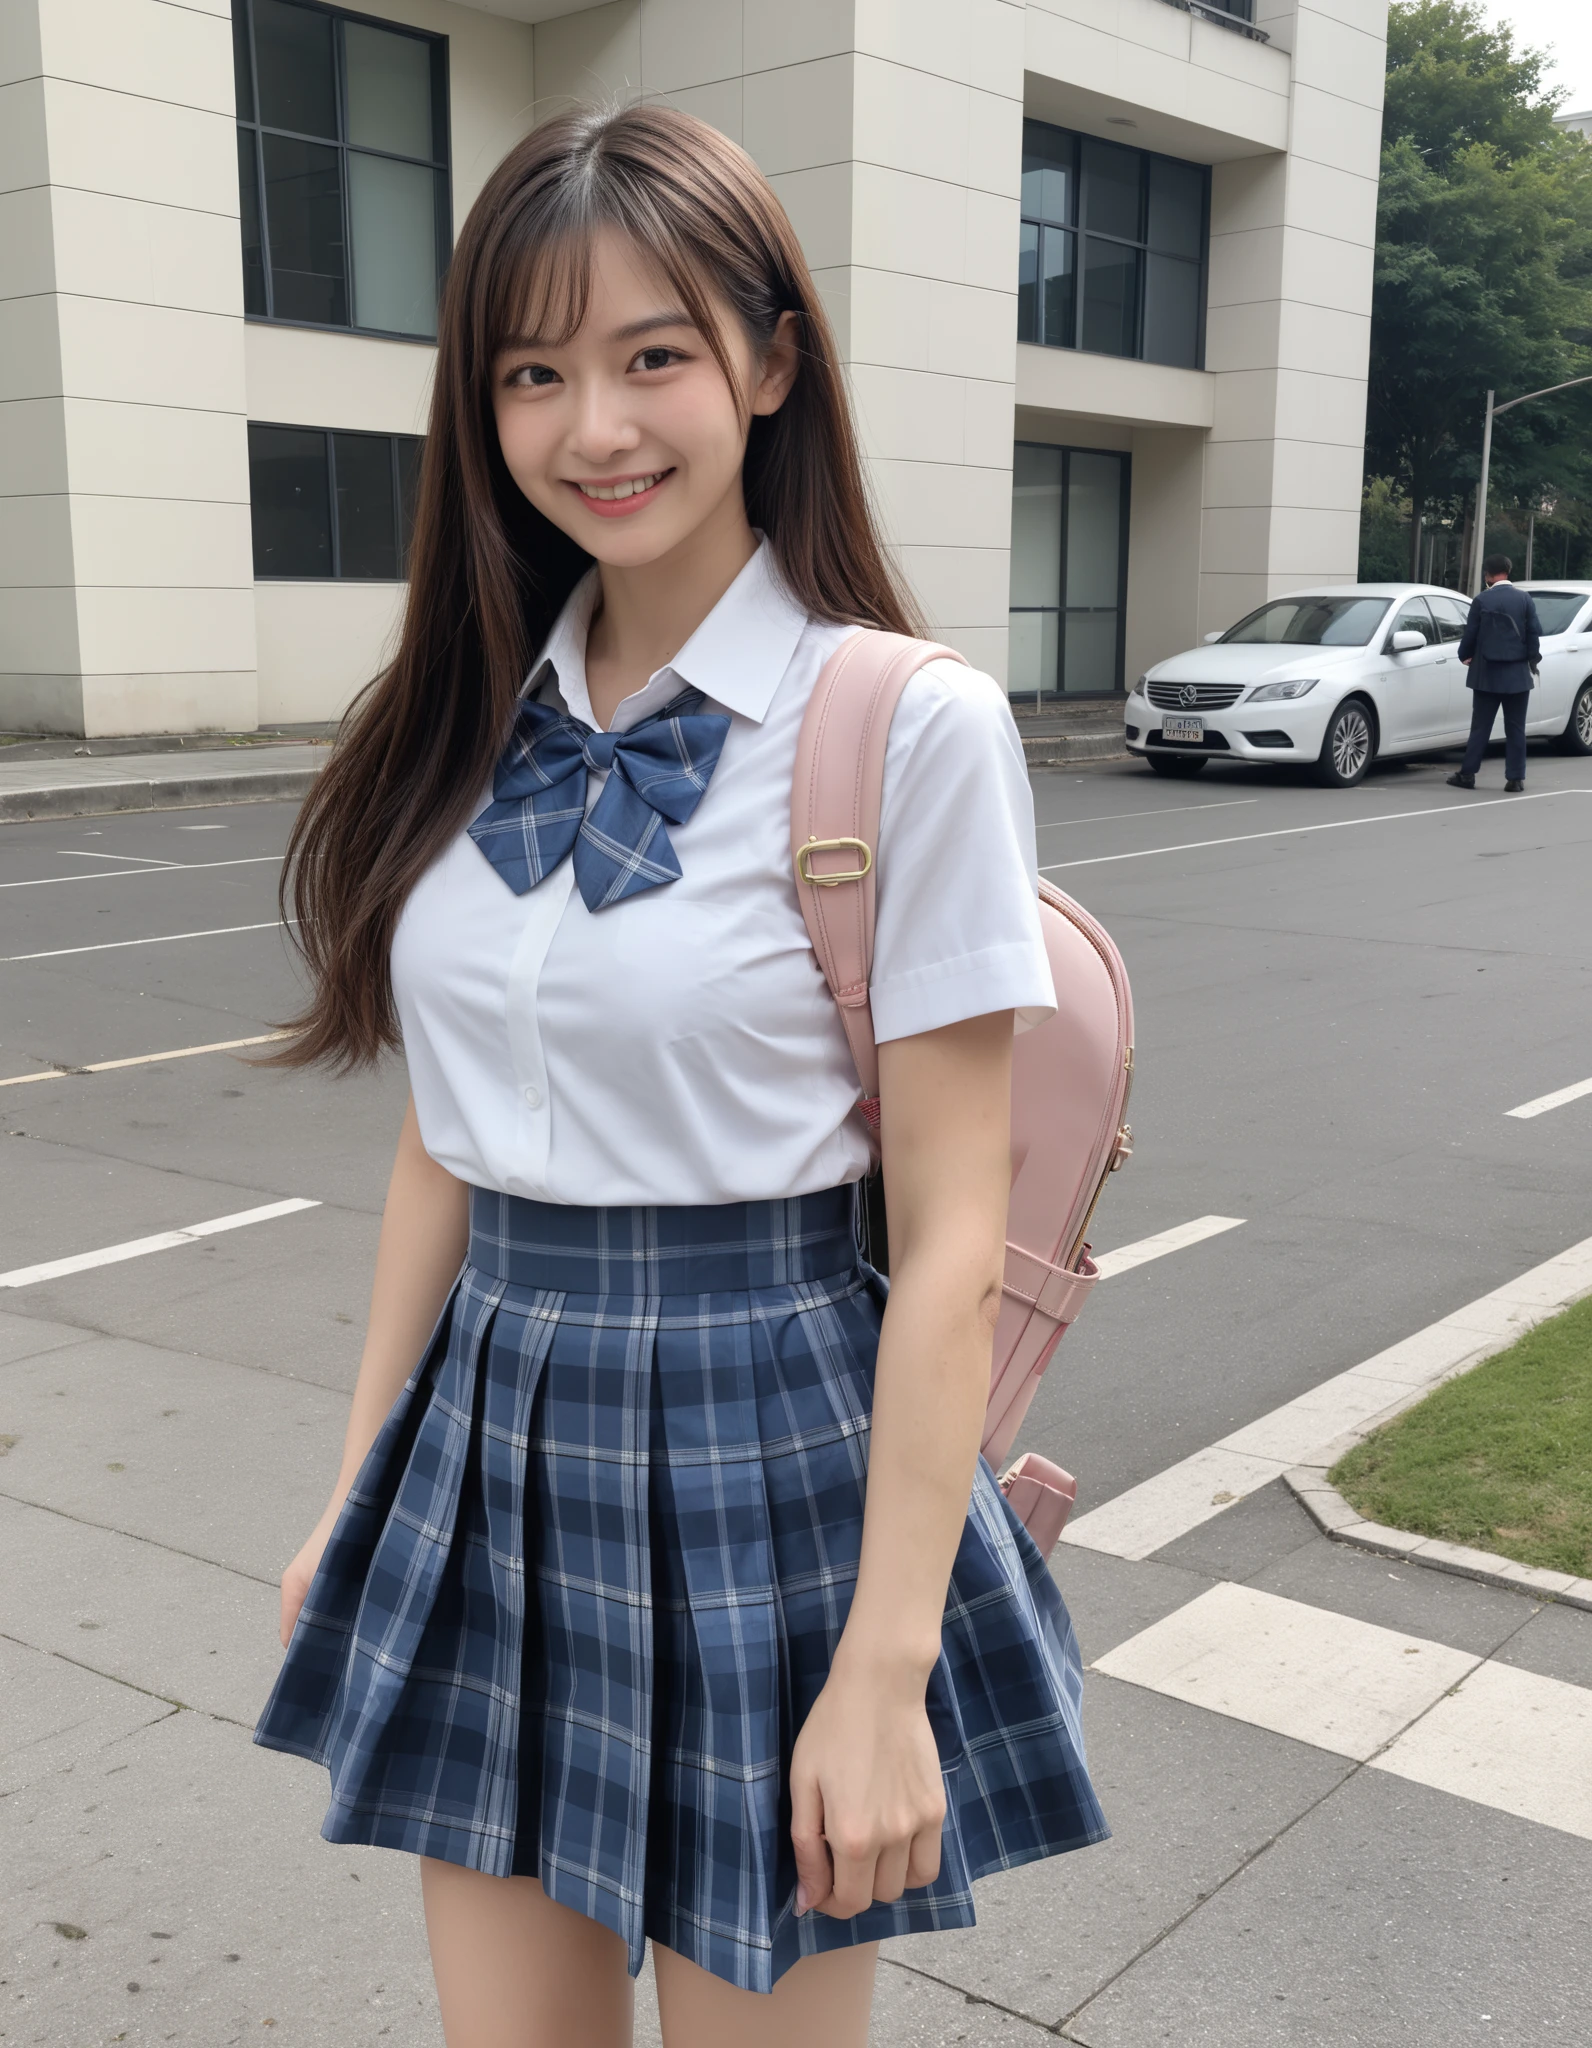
[567,373,641,467]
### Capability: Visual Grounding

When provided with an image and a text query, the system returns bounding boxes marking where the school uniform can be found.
[255,542,1108,1994]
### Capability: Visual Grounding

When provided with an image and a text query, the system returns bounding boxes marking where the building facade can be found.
[1,0,1388,736]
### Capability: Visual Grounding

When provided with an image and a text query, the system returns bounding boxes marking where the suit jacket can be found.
[1457,581,1542,693]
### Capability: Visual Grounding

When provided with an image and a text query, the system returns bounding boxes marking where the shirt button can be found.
[523,1084,542,1109]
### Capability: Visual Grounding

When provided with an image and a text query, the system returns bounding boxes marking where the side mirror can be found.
[1202,631,1223,645]
[1389,629,1425,653]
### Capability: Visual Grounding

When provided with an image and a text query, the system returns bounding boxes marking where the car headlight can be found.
[1246,678,1319,702]
[1131,676,1148,697]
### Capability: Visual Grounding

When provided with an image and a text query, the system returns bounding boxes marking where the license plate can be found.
[1161,715,1203,742]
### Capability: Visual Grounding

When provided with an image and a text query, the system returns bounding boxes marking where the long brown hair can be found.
[276,103,921,1069]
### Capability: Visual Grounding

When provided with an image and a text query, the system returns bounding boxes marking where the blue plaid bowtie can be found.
[468,681,731,911]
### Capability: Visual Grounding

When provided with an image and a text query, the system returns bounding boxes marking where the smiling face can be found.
[491,228,797,572]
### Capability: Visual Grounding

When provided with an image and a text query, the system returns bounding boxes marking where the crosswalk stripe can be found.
[1094,1584,1592,1845]
[1093,1583,1478,1762]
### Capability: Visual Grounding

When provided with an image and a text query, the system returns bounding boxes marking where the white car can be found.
[1125,582,1592,787]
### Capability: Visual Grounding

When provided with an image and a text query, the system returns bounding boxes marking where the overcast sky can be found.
[1478,1,1592,114]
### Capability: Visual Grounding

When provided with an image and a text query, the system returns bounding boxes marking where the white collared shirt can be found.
[392,543,1055,1206]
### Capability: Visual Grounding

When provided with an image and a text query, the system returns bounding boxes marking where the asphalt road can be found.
[3,736,1591,2046]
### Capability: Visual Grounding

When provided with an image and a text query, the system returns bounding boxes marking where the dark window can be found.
[1019,119,1208,368]
[249,423,424,578]
[1388,599,1440,647]
[233,0,450,342]
[1008,442,1131,699]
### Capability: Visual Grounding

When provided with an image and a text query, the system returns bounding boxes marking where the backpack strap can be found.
[791,630,967,1128]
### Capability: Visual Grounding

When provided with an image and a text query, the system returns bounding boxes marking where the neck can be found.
[584,487,757,728]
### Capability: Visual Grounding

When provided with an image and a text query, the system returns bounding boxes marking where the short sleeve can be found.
[869,658,1055,1044]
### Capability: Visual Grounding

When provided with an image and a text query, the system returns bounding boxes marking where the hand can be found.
[279,1501,342,1647]
[789,1655,946,1920]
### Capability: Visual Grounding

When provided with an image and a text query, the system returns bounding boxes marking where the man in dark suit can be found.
[1448,554,1543,792]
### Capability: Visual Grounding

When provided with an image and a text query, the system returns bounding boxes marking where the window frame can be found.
[234,0,452,345]
[1018,119,1209,369]
[248,420,424,581]
[1008,439,1133,702]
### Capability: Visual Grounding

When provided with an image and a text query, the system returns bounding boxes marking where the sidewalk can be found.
[0,744,329,823]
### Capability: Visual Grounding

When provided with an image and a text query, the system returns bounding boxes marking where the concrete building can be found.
[1,0,1388,737]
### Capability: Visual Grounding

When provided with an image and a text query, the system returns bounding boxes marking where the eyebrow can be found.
[500,310,697,352]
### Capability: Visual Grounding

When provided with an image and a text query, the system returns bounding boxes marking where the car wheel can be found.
[1556,679,1592,756]
[1314,698,1375,787]
[1146,752,1209,777]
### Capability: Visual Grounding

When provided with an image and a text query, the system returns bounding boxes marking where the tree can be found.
[1365,2,1592,575]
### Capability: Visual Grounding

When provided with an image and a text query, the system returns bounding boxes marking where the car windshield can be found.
[1523,592,1587,635]
[1222,597,1392,647]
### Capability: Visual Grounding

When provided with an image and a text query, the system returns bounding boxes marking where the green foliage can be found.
[1358,477,1411,580]
[1368,2,1592,531]
[1332,1293,1592,1578]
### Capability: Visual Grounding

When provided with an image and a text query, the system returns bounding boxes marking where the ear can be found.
[750,310,801,418]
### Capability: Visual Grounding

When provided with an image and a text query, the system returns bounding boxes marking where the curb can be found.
[1284,1465,1592,1612]
[0,766,322,824]
[1022,733,1128,767]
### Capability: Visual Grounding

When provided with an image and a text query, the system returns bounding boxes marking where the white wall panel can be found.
[255,580,408,725]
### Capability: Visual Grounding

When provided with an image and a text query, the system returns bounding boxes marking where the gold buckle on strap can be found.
[797,835,873,886]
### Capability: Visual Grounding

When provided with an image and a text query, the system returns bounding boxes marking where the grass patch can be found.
[1331,1292,1592,1579]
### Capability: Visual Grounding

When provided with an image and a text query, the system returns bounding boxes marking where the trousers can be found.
[1461,688,1529,782]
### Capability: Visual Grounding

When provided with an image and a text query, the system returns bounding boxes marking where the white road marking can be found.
[1506,1075,1592,1119]
[1,855,282,891]
[1037,799,1260,830]
[1375,1660,1592,1841]
[55,849,184,867]
[0,1032,292,1089]
[1092,1214,1245,1278]
[1064,1231,1592,1560]
[3,919,292,962]
[0,1198,321,1290]
[1096,1586,1592,1845]
[1094,1583,1479,1762]
[1041,786,1591,874]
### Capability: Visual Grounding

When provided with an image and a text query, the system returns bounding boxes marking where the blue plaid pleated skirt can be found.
[255,1186,1107,1992]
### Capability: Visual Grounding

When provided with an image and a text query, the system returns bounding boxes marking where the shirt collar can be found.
[527,539,809,732]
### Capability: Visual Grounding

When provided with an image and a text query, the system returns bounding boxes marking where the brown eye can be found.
[635,347,678,372]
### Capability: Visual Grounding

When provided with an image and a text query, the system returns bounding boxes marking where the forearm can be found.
[836,1013,1012,1683]
[329,1095,469,1503]
[839,1242,996,1679]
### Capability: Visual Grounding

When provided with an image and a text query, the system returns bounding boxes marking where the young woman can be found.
[256,104,1105,2048]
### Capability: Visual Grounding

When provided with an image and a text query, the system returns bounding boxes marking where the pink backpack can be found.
[792,631,1135,1557]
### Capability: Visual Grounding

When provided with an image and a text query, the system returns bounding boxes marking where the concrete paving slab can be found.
[4,1053,408,1218]
[1063,1768,1592,2047]
[0,1494,281,1726]
[0,1634,171,1798]
[2,1199,380,1395]
[1094,1584,1479,1762]
[871,1961,1059,2042]
[1493,1601,1592,1691]
[1375,1660,1592,1840]
[1047,1545,1212,1663]
[0,1333,346,1579]
[2,1707,436,2048]
[0,1129,299,1278]
[884,1676,1349,2027]
[0,1305,92,1367]
[1247,1525,1542,1658]
[1151,1477,1319,1582]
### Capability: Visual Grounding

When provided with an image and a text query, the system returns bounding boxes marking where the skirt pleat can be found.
[255,1187,1108,1994]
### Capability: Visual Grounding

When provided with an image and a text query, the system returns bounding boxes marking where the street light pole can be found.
[1471,389,1494,595]
[1471,371,1592,594]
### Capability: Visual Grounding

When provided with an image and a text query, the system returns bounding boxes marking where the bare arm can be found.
[278,1094,469,1645]
[790,1009,1013,1916]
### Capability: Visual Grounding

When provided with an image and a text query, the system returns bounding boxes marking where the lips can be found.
[568,470,673,517]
